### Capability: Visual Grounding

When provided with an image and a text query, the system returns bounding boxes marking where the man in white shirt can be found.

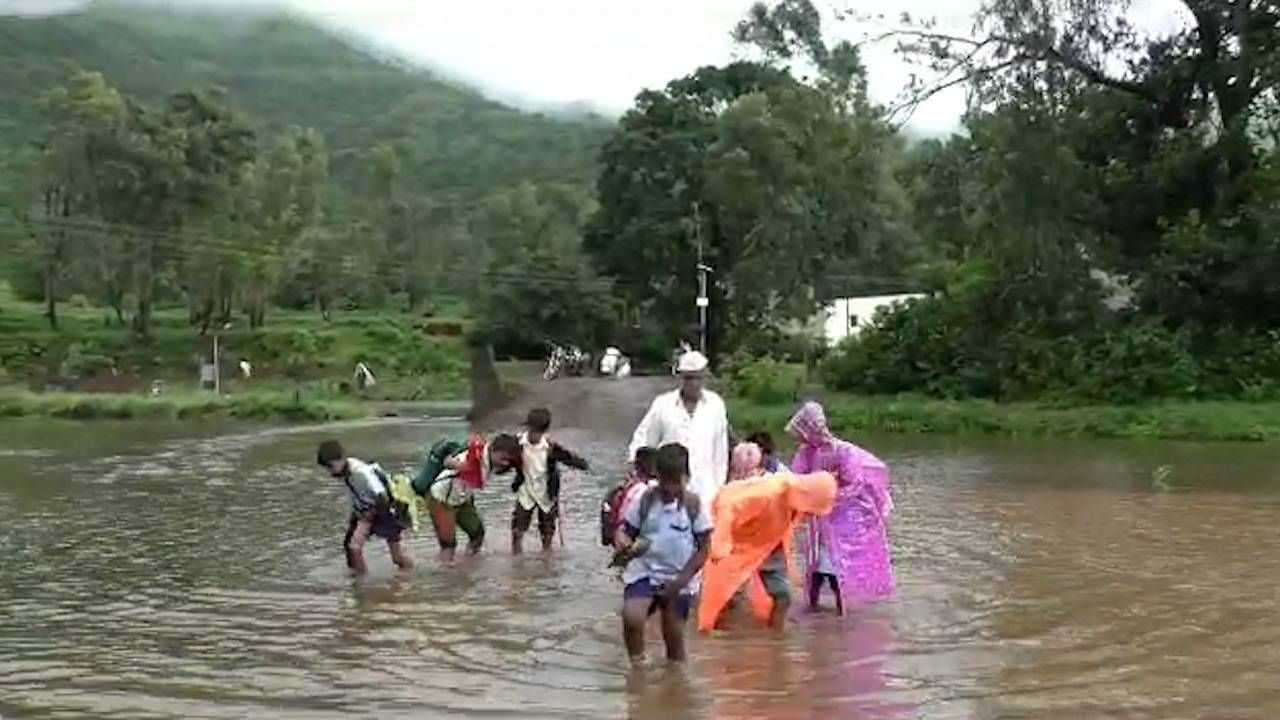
[628,351,730,508]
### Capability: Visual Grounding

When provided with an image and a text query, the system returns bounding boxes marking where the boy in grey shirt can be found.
[317,440,412,576]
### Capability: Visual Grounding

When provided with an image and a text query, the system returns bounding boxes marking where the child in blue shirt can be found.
[614,443,713,663]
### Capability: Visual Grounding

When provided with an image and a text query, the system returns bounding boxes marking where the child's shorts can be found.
[512,503,558,539]
[624,578,695,620]
[345,511,404,545]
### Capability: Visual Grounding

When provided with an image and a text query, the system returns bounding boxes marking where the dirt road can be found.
[475,375,673,439]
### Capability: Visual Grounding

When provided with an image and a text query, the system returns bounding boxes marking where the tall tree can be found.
[237,127,328,328]
[89,87,255,335]
[16,71,126,329]
[472,183,614,356]
[884,0,1279,197]
[586,49,907,356]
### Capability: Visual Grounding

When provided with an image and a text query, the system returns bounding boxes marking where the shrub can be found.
[824,294,1215,403]
[1075,323,1199,403]
[60,342,115,378]
[725,355,803,404]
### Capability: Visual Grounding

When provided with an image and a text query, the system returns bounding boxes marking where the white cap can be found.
[676,350,709,374]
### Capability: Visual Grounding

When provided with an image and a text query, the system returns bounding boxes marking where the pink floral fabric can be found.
[788,403,895,602]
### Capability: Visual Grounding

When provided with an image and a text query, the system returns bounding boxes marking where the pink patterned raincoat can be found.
[787,402,895,603]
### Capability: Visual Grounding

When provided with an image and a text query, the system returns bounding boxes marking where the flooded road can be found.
[2,413,1279,719]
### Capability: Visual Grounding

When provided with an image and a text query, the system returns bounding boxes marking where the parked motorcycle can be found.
[544,343,588,381]
[543,345,566,381]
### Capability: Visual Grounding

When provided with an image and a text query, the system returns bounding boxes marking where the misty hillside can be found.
[0,1,611,204]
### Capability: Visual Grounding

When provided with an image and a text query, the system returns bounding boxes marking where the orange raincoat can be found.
[698,471,837,632]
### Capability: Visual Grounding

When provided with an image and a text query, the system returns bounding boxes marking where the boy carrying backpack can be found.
[614,443,712,664]
[411,433,521,561]
[317,439,414,577]
[601,446,657,549]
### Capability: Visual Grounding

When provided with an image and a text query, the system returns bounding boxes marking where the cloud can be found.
[20,0,1200,135]
[0,0,89,17]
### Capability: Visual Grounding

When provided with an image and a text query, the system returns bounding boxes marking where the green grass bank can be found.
[0,283,471,420]
[0,389,369,422]
[729,394,1280,443]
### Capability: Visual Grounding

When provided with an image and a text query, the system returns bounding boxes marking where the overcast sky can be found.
[289,0,982,135]
[4,0,1191,135]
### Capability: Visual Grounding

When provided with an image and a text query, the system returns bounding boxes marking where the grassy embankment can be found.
[0,389,367,422]
[0,284,470,421]
[725,361,1280,442]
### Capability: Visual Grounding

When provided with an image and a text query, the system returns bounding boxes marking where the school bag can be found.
[411,436,469,496]
[601,481,700,546]
[369,464,419,530]
[636,487,701,534]
[600,477,642,546]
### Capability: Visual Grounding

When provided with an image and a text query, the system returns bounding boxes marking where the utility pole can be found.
[693,202,710,356]
[212,334,221,395]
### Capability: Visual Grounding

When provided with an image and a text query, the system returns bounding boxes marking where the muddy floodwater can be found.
[2,413,1279,719]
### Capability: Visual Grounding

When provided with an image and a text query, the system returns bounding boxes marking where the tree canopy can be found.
[0,2,610,340]
[585,34,913,358]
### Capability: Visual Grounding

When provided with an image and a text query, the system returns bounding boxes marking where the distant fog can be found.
[0,0,87,16]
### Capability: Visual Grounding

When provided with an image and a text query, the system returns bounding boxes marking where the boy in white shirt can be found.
[317,439,412,576]
[511,408,589,554]
[613,443,713,663]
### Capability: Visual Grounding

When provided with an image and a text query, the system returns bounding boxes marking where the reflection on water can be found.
[1,420,1279,719]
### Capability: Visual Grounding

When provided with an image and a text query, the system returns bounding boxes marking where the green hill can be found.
[0,1,610,205]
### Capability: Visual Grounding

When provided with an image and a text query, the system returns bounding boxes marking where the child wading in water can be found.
[614,443,712,663]
[414,433,521,561]
[511,408,589,554]
[602,447,657,550]
[747,431,787,474]
[317,440,413,576]
[728,442,792,629]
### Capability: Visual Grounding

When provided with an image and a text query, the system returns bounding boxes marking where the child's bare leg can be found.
[659,600,688,662]
[388,539,414,571]
[622,599,650,663]
[827,575,845,616]
[465,529,484,556]
[459,502,485,555]
[511,504,527,555]
[769,596,790,630]
[808,573,822,610]
[345,516,373,576]
[539,508,556,553]
[430,503,457,562]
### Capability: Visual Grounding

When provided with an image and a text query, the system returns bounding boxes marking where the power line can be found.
[0,216,618,289]
[0,217,921,291]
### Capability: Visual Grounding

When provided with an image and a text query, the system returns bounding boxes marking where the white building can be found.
[821,293,926,347]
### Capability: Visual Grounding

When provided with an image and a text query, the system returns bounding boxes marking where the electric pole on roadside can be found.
[693,202,712,357]
[212,334,221,394]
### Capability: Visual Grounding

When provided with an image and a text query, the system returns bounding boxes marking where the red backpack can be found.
[600,473,648,546]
